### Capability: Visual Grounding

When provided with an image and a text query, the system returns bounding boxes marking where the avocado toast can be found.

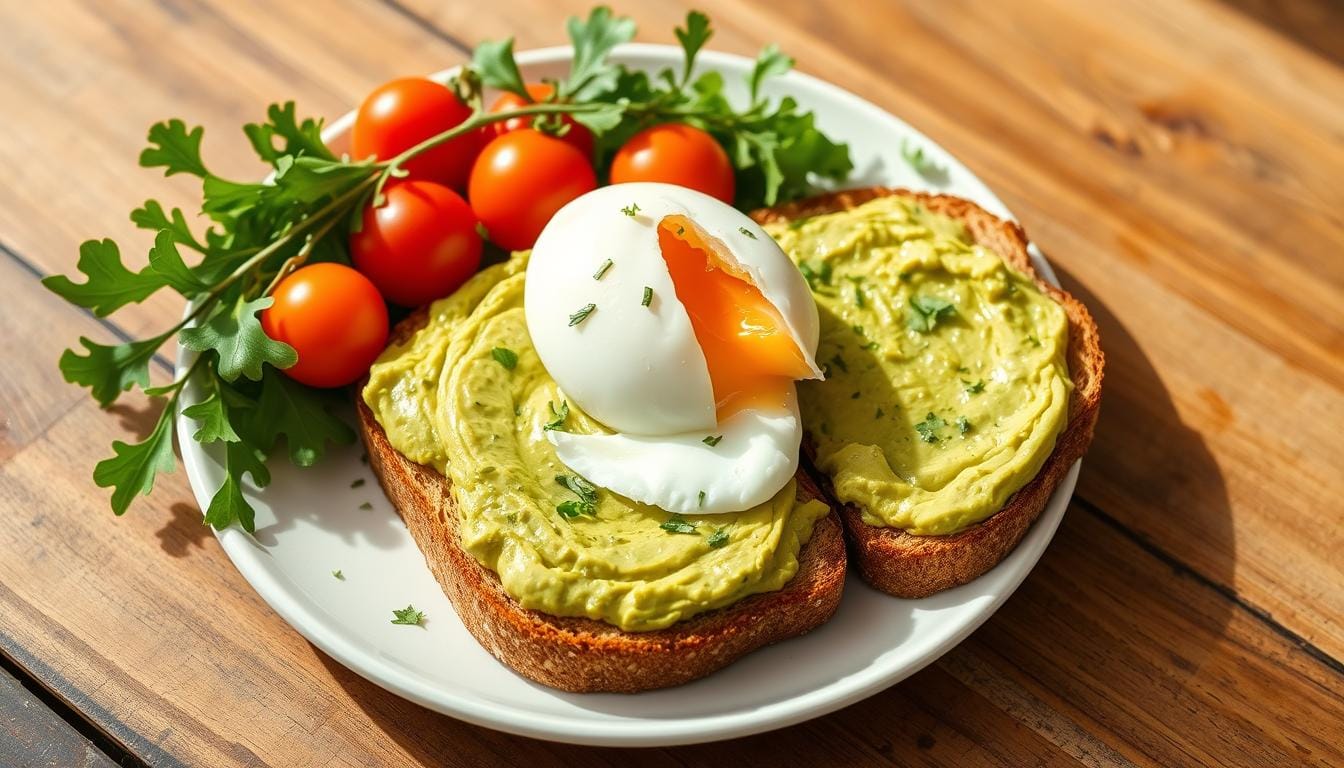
[753,188,1103,598]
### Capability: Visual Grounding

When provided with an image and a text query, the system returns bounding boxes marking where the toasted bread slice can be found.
[357,308,846,694]
[752,188,1104,599]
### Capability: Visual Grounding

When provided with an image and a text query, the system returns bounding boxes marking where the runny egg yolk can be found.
[657,215,812,419]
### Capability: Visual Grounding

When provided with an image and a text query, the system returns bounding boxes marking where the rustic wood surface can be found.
[1,0,1341,765]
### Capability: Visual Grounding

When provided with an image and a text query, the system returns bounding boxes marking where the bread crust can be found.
[357,309,846,694]
[752,188,1104,598]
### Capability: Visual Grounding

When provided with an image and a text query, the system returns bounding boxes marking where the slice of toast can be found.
[752,188,1104,599]
[357,308,846,694]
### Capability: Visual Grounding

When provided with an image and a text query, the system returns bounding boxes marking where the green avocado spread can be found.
[763,196,1071,536]
[362,252,828,632]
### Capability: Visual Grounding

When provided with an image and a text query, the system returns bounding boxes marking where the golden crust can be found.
[752,188,1104,598]
[357,308,846,694]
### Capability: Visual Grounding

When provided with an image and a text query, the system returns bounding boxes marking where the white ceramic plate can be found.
[177,44,1077,747]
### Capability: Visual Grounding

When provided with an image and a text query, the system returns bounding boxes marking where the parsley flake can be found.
[391,605,425,626]
[957,416,972,434]
[698,490,707,508]
[641,286,653,307]
[707,527,730,548]
[661,514,698,534]
[830,354,848,373]
[915,412,946,443]
[963,379,985,394]
[491,347,518,370]
[702,435,723,447]
[350,478,365,489]
[568,303,597,326]
[358,502,373,511]
[875,407,885,419]
[557,500,595,518]
[544,400,570,431]
[555,473,599,505]
[621,202,641,217]
[332,569,344,580]
[593,259,614,280]
[907,295,957,332]
[738,226,757,239]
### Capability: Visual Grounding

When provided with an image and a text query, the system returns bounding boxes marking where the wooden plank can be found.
[0,663,121,768]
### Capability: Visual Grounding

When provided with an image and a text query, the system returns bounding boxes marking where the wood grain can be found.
[0,664,119,768]
[0,0,1341,765]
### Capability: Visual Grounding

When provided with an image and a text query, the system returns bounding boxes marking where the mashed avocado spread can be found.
[362,252,828,632]
[763,196,1071,536]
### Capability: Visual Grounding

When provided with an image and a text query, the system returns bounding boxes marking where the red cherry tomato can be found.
[609,123,735,204]
[261,263,389,389]
[486,83,594,159]
[468,129,597,251]
[351,77,479,189]
[349,180,483,307]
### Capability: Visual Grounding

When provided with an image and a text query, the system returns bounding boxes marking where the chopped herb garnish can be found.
[907,295,957,332]
[900,137,944,177]
[475,221,490,240]
[698,490,706,508]
[621,202,641,217]
[850,391,861,399]
[875,407,885,419]
[661,514,698,534]
[332,569,344,580]
[514,404,522,416]
[738,226,757,239]
[861,341,880,351]
[957,416,972,434]
[702,435,723,447]
[555,473,599,505]
[830,354,848,373]
[798,261,835,293]
[556,500,595,518]
[852,324,866,336]
[787,215,815,230]
[391,605,425,626]
[852,282,866,308]
[358,502,373,511]
[676,225,685,235]
[915,412,946,443]
[568,303,597,326]
[544,400,570,431]
[1027,334,1041,347]
[350,478,365,489]
[593,259,613,280]
[963,379,986,394]
[641,286,653,306]
[707,527,730,548]
[491,346,519,370]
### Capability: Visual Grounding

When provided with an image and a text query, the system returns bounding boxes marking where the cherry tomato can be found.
[351,77,479,189]
[468,129,597,251]
[261,263,389,389]
[486,83,594,159]
[349,180,483,307]
[609,123,735,204]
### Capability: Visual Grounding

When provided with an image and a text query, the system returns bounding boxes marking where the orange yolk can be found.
[657,215,812,419]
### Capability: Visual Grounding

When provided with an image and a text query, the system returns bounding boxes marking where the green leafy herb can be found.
[798,261,834,293]
[1027,334,1041,347]
[830,354,848,373]
[702,435,723,447]
[391,605,425,626]
[555,473,599,505]
[963,379,985,394]
[557,500,595,518]
[661,514,698,534]
[707,527,729,548]
[568,303,597,326]
[915,412,946,444]
[621,202,640,217]
[359,502,373,511]
[900,138,944,178]
[641,286,653,307]
[738,226,757,239]
[907,295,957,332]
[698,490,707,508]
[332,569,344,580]
[544,400,570,431]
[957,416,972,434]
[593,259,614,280]
[861,341,880,351]
[350,478,365,489]
[471,38,530,100]
[875,407,885,419]
[491,347,519,370]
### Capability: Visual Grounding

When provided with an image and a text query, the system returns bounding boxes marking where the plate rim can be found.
[176,42,1077,747]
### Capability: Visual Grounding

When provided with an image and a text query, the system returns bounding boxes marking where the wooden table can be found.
[2,0,1341,765]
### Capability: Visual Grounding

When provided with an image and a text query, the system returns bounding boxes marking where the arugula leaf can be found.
[42,239,168,316]
[660,514,698,535]
[58,335,165,407]
[180,296,297,382]
[472,38,530,100]
[391,605,425,626]
[147,230,210,296]
[249,370,354,467]
[181,375,241,443]
[270,155,374,208]
[907,295,957,332]
[140,119,209,178]
[749,44,793,104]
[93,404,176,515]
[674,11,712,86]
[562,7,636,100]
[131,200,209,253]
[202,453,256,532]
[567,101,626,134]
[243,101,334,165]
